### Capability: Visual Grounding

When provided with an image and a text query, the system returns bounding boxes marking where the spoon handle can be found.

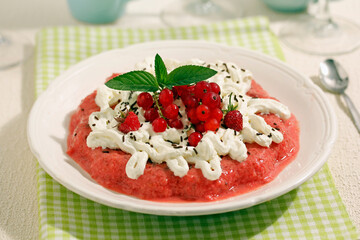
[342,93,360,133]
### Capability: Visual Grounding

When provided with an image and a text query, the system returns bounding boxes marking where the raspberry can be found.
[204,118,220,132]
[196,105,210,121]
[202,92,220,109]
[137,92,153,110]
[194,81,211,99]
[224,110,243,131]
[210,82,220,95]
[162,104,179,119]
[188,132,202,147]
[118,112,140,134]
[152,118,167,132]
[168,118,184,129]
[159,88,174,106]
[144,108,159,122]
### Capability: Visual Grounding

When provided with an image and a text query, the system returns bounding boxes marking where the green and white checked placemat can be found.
[35,17,359,239]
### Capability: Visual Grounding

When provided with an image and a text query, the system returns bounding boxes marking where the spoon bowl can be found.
[319,59,349,94]
[319,58,360,133]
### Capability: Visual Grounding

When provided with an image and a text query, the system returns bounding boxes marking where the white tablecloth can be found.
[0,0,359,239]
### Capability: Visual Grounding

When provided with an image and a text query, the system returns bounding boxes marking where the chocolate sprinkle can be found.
[102,150,109,153]
[256,133,263,135]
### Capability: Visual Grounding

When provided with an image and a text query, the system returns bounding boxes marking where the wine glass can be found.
[278,0,360,55]
[0,33,24,69]
[160,0,243,27]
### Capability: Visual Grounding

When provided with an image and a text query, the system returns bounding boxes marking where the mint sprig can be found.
[105,54,217,92]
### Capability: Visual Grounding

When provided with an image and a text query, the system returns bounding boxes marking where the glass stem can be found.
[315,0,331,22]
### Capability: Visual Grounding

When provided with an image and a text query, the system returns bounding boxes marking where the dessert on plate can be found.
[67,54,299,202]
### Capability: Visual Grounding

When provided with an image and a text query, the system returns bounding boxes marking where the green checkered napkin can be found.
[35,17,359,239]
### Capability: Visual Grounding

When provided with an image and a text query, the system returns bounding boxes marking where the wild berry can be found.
[204,118,220,132]
[188,132,202,147]
[162,104,179,119]
[144,108,159,122]
[210,108,223,122]
[182,94,198,109]
[202,92,221,109]
[118,112,141,134]
[194,81,211,99]
[210,82,220,95]
[159,88,174,106]
[152,118,167,132]
[196,105,210,121]
[137,92,153,110]
[187,108,200,124]
[224,110,243,131]
[168,118,184,129]
[195,122,205,133]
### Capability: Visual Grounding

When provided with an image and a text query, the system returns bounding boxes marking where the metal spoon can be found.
[319,59,360,133]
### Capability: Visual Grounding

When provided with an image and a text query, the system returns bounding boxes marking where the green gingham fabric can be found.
[35,17,359,239]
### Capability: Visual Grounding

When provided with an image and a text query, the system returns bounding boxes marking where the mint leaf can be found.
[166,65,217,87]
[105,71,159,92]
[154,54,168,87]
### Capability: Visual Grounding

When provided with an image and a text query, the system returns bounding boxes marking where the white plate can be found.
[28,40,337,216]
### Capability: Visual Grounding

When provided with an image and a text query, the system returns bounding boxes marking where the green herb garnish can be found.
[105,54,217,92]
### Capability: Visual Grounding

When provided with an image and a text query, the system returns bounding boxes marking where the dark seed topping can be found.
[275,127,280,131]
[247,151,251,155]
[81,108,84,111]
[122,135,125,142]
[94,116,99,120]
[74,133,77,136]
[241,68,246,72]
[256,133,263,135]
[173,146,183,149]
[268,133,272,138]
[150,144,154,148]
[92,124,96,127]
[180,136,183,142]
[102,150,109,153]
[194,148,198,155]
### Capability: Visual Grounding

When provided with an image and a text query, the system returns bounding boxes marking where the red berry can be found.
[172,87,179,99]
[182,94,198,109]
[188,132,202,147]
[168,118,184,129]
[118,112,140,134]
[202,92,221,109]
[204,118,220,132]
[211,108,223,122]
[144,108,159,122]
[196,105,210,121]
[174,85,187,97]
[106,73,121,82]
[159,88,174,106]
[187,108,200,124]
[152,118,167,132]
[224,110,243,131]
[162,104,179,119]
[137,92,153,110]
[195,122,205,133]
[210,82,221,95]
[194,81,211,99]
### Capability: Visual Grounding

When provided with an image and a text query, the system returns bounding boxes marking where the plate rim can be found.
[27,40,338,216]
